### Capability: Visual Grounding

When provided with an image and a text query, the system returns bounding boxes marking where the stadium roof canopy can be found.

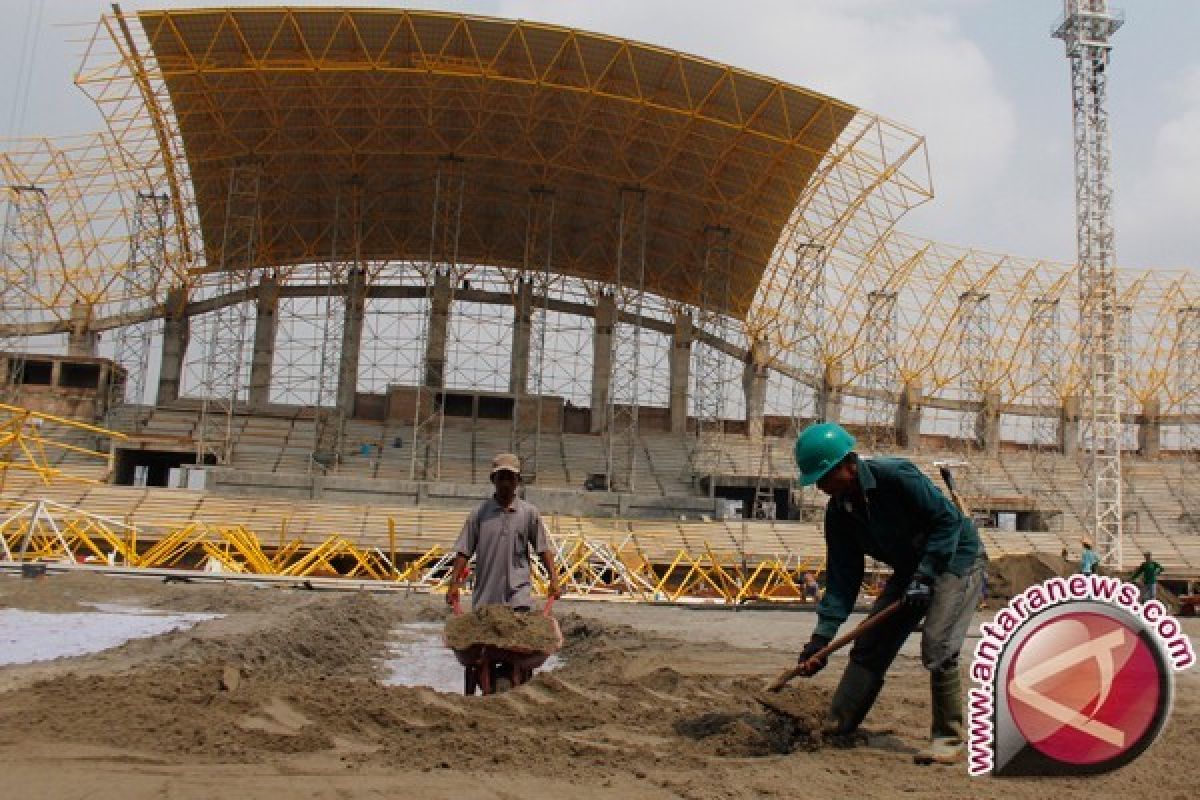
[137,7,857,316]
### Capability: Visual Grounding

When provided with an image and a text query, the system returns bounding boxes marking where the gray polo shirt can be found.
[453,495,550,609]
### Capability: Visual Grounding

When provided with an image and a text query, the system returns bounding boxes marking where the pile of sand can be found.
[444,604,561,652]
[986,552,1071,604]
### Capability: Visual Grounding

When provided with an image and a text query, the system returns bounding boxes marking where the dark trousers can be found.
[848,554,987,677]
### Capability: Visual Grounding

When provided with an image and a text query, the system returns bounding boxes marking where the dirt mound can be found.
[987,552,1071,603]
[444,605,561,652]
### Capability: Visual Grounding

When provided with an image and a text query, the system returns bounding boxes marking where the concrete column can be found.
[423,271,451,389]
[1138,396,1161,458]
[67,302,97,357]
[742,337,769,438]
[156,287,189,404]
[894,380,923,448]
[976,390,1002,454]
[1059,395,1081,457]
[248,275,279,409]
[669,310,693,434]
[336,268,366,417]
[590,292,617,433]
[818,361,843,423]
[509,278,533,395]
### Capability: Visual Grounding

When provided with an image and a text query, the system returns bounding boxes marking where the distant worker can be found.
[791,422,987,765]
[1080,539,1099,576]
[1130,551,1164,602]
[802,571,820,603]
[446,453,561,611]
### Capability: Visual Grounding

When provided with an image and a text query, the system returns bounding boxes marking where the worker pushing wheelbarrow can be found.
[444,452,563,695]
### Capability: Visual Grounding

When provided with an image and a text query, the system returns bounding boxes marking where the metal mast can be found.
[1054,0,1124,569]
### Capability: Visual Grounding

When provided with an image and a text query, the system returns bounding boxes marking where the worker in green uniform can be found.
[1130,551,1164,602]
[792,422,987,765]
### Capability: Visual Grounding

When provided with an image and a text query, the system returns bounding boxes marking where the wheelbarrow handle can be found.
[767,600,903,692]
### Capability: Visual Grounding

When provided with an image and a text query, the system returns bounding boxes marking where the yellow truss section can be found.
[0,404,126,493]
[4,6,1177,417]
[0,133,155,328]
[73,6,929,322]
[0,498,823,605]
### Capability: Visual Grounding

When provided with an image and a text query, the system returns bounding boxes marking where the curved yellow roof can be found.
[138,7,857,315]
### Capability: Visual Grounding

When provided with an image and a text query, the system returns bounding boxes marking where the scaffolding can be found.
[1179,305,1200,525]
[195,163,261,465]
[688,226,734,486]
[106,190,169,424]
[411,157,465,481]
[606,188,648,493]
[1029,296,1062,460]
[0,185,47,401]
[511,188,556,483]
[1055,0,1125,569]
[862,289,899,450]
[957,289,992,451]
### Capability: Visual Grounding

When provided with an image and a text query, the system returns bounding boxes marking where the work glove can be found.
[903,575,933,612]
[796,634,832,676]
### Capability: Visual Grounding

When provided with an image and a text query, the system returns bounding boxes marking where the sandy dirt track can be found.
[1,571,1196,800]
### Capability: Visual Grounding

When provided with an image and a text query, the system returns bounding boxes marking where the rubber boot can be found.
[822,661,885,736]
[914,668,966,765]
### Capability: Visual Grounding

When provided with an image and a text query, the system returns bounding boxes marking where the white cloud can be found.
[1119,63,1200,269]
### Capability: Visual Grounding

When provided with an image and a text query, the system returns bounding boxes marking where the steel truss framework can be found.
[1055,0,1125,569]
[0,497,825,606]
[0,5,1195,500]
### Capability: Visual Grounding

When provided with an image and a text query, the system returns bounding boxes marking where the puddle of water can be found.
[381,622,562,693]
[0,608,222,666]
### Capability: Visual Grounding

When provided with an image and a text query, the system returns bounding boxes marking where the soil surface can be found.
[0,570,1197,799]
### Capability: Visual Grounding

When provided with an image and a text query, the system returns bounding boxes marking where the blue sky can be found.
[3,0,1197,271]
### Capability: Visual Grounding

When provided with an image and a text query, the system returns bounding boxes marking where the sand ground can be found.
[1,571,1196,800]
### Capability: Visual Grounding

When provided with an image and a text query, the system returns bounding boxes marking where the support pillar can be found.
[894,380,923,449]
[336,268,366,417]
[156,287,189,404]
[424,271,451,389]
[590,291,616,433]
[509,278,533,395]
[818,362,843,423]
[976,390,1002,454]
[248,275,279,409]
[1059,395,1081,457]
[1138,396,1161,458]
[743,337,769,438]
[669,310,693,434]
[67,302,97,357]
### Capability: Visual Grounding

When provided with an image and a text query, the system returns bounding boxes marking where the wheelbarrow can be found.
[447,596,563,696]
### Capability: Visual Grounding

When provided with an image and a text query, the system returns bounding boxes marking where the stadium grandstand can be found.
[1,7,1197,595]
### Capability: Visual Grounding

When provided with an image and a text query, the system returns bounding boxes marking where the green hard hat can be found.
[794,422,856,486]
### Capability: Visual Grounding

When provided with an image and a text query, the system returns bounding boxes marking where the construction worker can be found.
[792,422,986,765]
[1130,551,1164,602]
[1080,539,1099,575]
[446,452,561,611]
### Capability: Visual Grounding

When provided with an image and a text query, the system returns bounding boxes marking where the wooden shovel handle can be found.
[767,600,904,692]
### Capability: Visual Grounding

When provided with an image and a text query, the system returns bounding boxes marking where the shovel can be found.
[766,600,903,692]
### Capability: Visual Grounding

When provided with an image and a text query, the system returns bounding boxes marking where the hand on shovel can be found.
[766,600,903,692]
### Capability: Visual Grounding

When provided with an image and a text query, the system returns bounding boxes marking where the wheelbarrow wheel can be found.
[464,664,480,696]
